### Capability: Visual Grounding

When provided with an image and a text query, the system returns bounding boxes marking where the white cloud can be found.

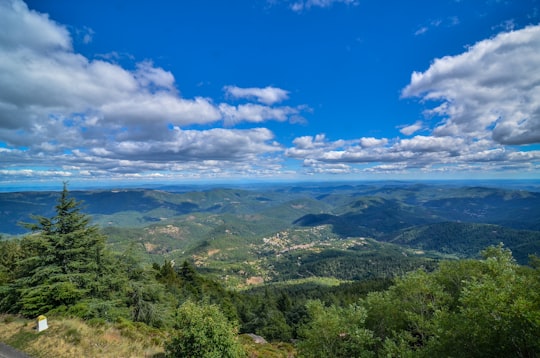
[284,25,540,176]
[414,27,429,36]
[101,94,221,129]
[286,134,347,159]
[0,169,73,177]
[224,85,289,105]
[0,0,310,182]
[109,127,281,162]
[0,1,220,136]
[0,126,283,181]
[1,1,538,182]
[302,160,353,174]
[396,135,464,153]
[290,0,357,12]
[79,26,94,44]
[359,137,388,147]
[0,0,296,143]
[414,16,460,36]
[292,134,329,149]
[219,103,300,125]
[493,19,516,32]
[399,121,423,136]
[286,132,540,175]
[134,61,176,91]
[402,25,540,145]
[0,0,71,51]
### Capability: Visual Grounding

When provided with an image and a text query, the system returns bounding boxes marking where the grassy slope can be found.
[0,315,166,358]
[0,315,295,358]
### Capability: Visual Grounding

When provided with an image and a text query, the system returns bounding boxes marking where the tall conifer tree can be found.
[16,182,105,316]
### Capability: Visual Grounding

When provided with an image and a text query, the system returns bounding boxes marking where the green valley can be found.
[1,181,540,357]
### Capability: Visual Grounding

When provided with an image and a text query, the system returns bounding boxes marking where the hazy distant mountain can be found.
[2,182,540,269]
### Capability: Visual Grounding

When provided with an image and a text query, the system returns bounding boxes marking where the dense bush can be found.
[165,300,245,358]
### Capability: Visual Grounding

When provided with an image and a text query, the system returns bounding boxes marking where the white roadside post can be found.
[36,315,48,332]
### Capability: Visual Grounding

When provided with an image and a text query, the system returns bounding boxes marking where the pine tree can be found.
[16,182,106,316]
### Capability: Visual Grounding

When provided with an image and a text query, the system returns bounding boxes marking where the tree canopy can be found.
[298,244,540,357]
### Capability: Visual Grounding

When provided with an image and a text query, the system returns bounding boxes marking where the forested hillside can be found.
[1,182,540,356]
[384,222,540,263]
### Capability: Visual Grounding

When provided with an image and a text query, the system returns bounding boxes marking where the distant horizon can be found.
[2,178,540,193]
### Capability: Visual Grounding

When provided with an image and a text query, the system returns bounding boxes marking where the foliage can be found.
[371,245,540,356]
[362,269,450,353]
[295,244,540,357]
[0,184,109,316]
[298,300,375,357]
[0,239,22,284]
[165,300,246,358]
[238,292,294,342]
[0,184,152,324]
[424,245,540,357]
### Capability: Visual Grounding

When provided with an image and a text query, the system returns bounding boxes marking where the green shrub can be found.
[165,300,245,358]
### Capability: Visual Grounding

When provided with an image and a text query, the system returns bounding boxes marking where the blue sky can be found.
[1,0,539,187]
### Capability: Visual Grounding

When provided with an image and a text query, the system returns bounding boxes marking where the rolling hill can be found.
[1,181,540,283]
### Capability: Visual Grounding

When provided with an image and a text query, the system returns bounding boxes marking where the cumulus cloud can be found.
[359,137,388,148]
[399,121,423,136]
[224,86,289,105]
[395,136,464,154]
[134,61,176,91]
[0,126,283,181]
[0,0,71,51]
[0,0,223,140]
[109,127,281,162]
[219,103,300,126]
[0,0,308,181]
[302,160,353,175]
[292,134,330,149]
[286,25,540,176]
[1,0,538,182]
[0,169,73,178]
[286,133,540,175]
[402,25,540,145]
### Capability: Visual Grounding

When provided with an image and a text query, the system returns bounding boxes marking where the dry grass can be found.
[240,335,296,358]
[0,315,298,357]
[0,315,166,358]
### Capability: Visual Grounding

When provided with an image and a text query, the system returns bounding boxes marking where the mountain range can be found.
[2,181,540,286]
